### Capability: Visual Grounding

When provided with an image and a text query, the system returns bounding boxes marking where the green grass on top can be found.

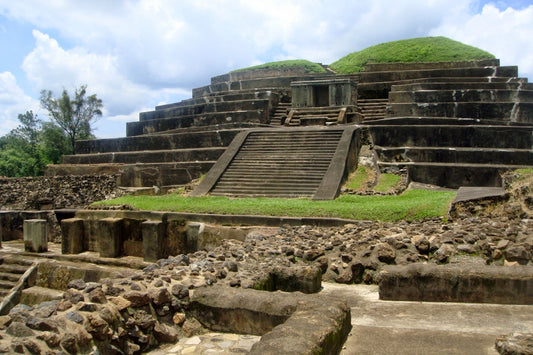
[330,36,495,74]
[231,59,327,73]
[93,189,456,222]
[374,174,401,192]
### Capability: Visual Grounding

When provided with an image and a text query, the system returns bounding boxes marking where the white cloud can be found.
[0,71,40,136]
[1,0,533,139]
[430,4,533,79]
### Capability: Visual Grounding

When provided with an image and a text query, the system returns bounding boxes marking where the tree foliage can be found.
[0,85,102,177]
[40,85,102,154]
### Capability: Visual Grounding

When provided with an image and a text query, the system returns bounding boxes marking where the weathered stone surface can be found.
[6,322,34,337]
[88,288,107,304]
[61,218,85,254]
[67,279,87,291]
[23,219,48,253]
[0,175,123,211]
[504,244,531,264]
[434,244,457,263]
[374,242,396,264]
[123,291,150,307]
[109,296,131,311]
[171,284,189,299]
[379,263,533,304]
[495,332,533,355]
[98,218,124,258]
[149,288,171,306]
[153,322,179,343]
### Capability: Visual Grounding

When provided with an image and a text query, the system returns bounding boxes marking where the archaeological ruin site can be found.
[0,38,532,354]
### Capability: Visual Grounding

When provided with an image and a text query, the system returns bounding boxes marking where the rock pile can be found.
[0,214,532,353]
[0,175,125,210]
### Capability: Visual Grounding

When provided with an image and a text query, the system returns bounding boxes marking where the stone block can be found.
[166,219,187,255]
[379,264,533,304]
[61,218,85,254]
[142,221,165,262]
[97,218,124,258]
[24,219,48,253]
[190,286,351,354]
[186,222,203,253]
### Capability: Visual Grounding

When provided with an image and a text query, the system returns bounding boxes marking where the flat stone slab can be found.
[320,283,533,355]
[453,186,506,203]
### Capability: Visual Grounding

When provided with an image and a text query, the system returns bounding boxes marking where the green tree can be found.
[40,85,103,154]
[0,111,45,176]
[39,122,70,165]
[12,110,41,155]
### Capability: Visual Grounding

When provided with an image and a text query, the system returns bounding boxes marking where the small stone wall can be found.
[0,175,123,211]
[379,263,533,304]
[191,286,351,354]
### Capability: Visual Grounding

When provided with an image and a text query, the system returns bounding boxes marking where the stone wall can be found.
[0,175,124,211]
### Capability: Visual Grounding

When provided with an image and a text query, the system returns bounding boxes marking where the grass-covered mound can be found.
[330,36,495,74]
[232,59,327,73]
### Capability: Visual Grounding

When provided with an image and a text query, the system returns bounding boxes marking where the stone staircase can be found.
[270,102,291,126]
[357,99,388,121]
[192,127,359,199]
[285,107,356,126]
[368,117,533,188]
[0,256,33,300]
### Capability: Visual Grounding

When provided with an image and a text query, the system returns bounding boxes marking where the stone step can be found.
[128,110,268,136]
[357,76,528,99]
[363,59,500,72]
[390,81,533,92]
[269,102,291,126]
[360,66,518,84]
[214,181,323,189]
[386,102,533,122]
[76,128,242,154]
[379,162,530,188]
[155,90,279,111]
[369,124,533,149]
[46,161,215,187]
[389,89,533,103]
[365,116,533,126]
[139,99,271,121]
[210,191,315,198]
[0,280,17,290]
[229,159,333,165]
[374,146,533,165]
[62,147,226,165]
[0,271,23,282]
[193,127,357,200]
[0,263,28,275]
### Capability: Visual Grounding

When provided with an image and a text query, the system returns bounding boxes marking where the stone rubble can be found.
[0,214,531,353]
[0,175,124,210]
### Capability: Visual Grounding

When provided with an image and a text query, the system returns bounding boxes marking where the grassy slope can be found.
[231,59,326,73]
[330,36,495,74]
[95,189,455,222]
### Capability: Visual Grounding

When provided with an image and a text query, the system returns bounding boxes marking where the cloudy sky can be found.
[1,0,532,138]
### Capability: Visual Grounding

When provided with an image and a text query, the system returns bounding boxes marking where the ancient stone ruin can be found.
[46,58,532,195]
[0,58,532,354]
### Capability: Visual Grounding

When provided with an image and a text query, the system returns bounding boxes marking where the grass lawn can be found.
[375,174,401,192]
[94,189,456,222]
